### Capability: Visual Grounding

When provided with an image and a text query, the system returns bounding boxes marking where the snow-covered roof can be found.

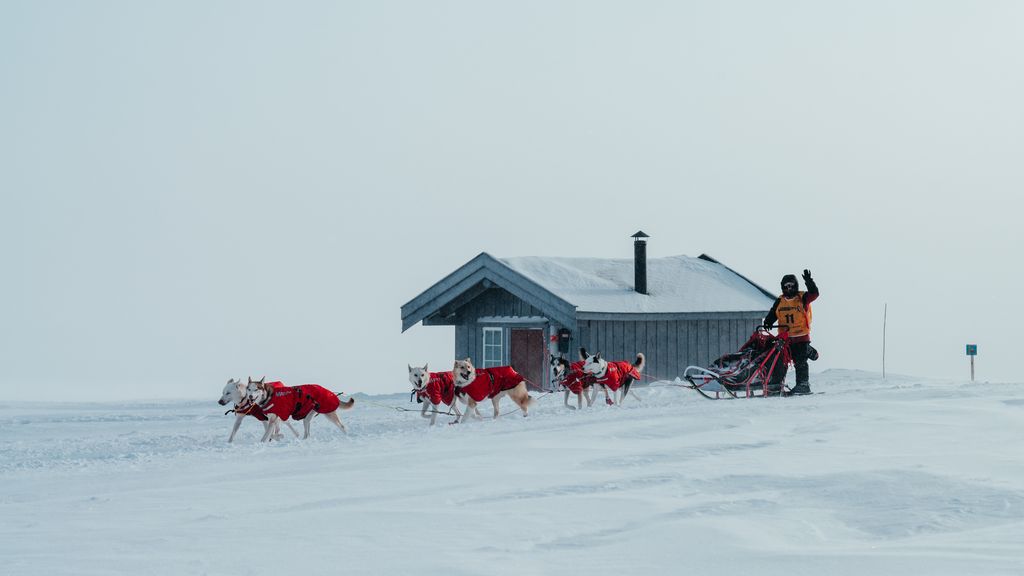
[499,255,774,314]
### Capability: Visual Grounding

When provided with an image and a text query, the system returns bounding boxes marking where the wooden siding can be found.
[454,323,473,363]
[445,286,764,391]
[452,287,548,377]
[572,316,763,382]
[454,287,546,324]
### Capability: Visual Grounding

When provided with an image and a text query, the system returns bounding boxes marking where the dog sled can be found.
[681,327,791,399]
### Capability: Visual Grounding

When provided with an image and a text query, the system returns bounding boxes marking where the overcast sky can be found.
[3,1,1022,401]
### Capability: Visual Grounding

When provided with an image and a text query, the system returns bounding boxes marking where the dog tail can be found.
[633,352,646,373]
[340,398,355,411]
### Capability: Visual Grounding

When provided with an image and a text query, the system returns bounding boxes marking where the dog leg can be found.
[324,411,347,433]
[491,396,501,419]
[622,379,639,403]
[260,416,279,442]
[563,390,574,410]
[584,387,595,407]
[452,393,464,422]
[228,414,245,443]
[512,384,530,417]
[283,420,300,438]
[422,400,440,425]
[259,420,282,441]
[303,417,312,439]
[467,399,483,421]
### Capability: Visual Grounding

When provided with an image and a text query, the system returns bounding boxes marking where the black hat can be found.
[780,274,798,289]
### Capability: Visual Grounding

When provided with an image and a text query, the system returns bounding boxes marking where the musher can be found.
[763,269,819,395]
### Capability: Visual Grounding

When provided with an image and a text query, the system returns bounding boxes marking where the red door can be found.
[511,329,546,391]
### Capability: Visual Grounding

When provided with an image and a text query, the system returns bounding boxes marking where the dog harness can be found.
[237,381,289,421]
[415,371,456,406]
[559,361,593,395]
[260,383,341,420]
[240,402,270,421]
[593,361,640,392]
[457,366,524,402]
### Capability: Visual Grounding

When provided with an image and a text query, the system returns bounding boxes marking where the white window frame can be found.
[482,327,504,368]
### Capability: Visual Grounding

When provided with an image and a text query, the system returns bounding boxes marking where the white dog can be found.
[244,377,354,442]
[408,363,481,425]
[580,350,645,406]
[218,378,299,442]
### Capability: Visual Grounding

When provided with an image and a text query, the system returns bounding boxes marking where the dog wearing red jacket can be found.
[580,349,645,406]
[550,354,595,410]
[217,378,299,442]
[408,364,480,426]
[244,377,354,442]
[451,358,533,423]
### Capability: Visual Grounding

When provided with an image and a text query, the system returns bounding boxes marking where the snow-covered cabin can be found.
[400,234,776,390]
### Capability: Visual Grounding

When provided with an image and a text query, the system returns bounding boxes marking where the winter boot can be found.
[786,382,811,396]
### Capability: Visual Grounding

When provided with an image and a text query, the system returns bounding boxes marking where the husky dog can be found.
[550,354,595,410]
[580,348,645,406]
[218,378,299,442]
[408,364,476,425]
[245,377,355,442]
[451,358,533,423]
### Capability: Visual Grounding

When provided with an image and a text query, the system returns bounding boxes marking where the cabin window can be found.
[482,327,503,367]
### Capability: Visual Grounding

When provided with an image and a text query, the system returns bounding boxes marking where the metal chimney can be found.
[632,231,649,295]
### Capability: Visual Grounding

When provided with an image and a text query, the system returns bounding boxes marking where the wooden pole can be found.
[882,303,887,380]
[971,355,975,382]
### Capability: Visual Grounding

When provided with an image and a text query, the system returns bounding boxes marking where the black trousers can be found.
[770,341,810,386]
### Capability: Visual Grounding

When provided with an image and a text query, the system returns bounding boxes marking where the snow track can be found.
[2,370,1023,575]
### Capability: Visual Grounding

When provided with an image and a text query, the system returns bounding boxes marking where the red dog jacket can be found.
[261,383,341,420]
[240,381,289,421]
[561,361,593,395]
[457,366,523,402]
[594,361,640,392]
[415,371,456,406]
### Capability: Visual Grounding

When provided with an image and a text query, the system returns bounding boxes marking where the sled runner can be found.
[681,327,792,399]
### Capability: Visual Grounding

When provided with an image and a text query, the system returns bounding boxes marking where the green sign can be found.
[966,344,977,356]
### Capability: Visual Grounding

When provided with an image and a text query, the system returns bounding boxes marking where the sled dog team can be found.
[218,349,644,441]
[409,349,645,426]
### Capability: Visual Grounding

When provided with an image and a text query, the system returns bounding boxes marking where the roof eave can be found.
[401,252,578,332]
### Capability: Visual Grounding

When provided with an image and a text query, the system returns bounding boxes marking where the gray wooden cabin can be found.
[401,235,776,390]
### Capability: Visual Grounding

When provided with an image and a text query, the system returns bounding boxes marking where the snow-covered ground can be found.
[2,370,1023,575]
